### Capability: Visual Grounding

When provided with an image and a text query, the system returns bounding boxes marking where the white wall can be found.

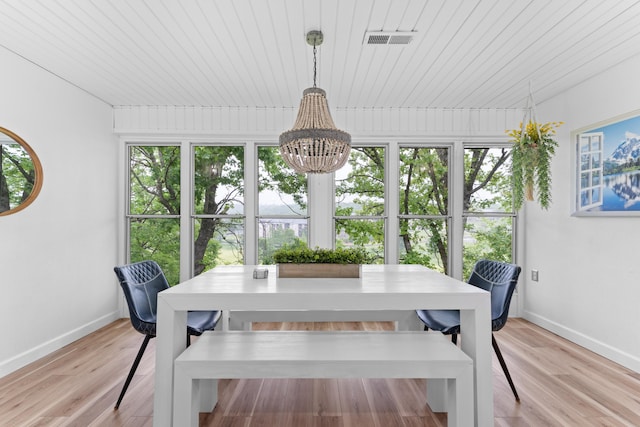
[0,48,119,377]
[524,53,640,372]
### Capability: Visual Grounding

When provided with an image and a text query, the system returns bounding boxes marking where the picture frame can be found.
[572,109,640,216]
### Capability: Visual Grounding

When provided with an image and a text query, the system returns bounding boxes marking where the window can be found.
[124,140,519,284]
[127,145,181,284]
[463,146,515,279]
[577,133,604,211]
[0,127,43,216]
[398,146,450,273]
[335,146,386,263]
[257,145,308,264]
[192,145,245,274]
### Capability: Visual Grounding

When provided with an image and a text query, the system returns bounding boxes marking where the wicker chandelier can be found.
[279,30,351,174]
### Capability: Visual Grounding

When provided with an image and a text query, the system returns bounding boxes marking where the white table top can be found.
[160,264,488,311]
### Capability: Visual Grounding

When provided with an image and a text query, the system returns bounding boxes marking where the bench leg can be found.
[174,375,219,426]
[174,367,199,427]
[447,366,474,427]
[427,372,473,427]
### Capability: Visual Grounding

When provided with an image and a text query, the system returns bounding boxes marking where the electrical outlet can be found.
[531,269,539,281]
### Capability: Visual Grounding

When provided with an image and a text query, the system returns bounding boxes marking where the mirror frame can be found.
[0,127,44,216]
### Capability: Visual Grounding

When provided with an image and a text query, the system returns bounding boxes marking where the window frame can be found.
[190,142,247,275]
[397,143,453,274]
[576,132,604,212]
[255,143,309,264]
[125,142,182,254]
[121,138,519,284]
[462,142,518,271]
[333,143,388,263]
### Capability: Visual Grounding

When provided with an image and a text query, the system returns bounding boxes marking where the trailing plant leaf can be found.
[506,120,562,210]
[511,143,525,210]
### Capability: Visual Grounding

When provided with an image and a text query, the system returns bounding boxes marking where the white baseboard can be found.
[523,310,640,373]
[0,311,120,378]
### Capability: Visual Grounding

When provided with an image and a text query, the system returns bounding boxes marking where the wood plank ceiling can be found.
[1,0,640,109]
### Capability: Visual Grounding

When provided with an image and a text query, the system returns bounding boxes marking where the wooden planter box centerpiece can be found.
[272,247,369,279]
[277,263,361,278]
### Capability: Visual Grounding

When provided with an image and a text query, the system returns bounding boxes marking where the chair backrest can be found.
[113,260,170,336]
[467,259,521,331]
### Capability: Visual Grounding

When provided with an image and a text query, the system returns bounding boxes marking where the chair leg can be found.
[451,333,458,345]
[115,334,152,410]
[492,334,520,401]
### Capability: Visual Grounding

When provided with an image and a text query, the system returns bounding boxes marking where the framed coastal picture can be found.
[573,109,640,216]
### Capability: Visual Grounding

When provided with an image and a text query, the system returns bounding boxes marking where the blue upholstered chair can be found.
[416,259,522,401]
[113,260,221,409]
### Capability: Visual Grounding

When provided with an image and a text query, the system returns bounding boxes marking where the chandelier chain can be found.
[312,43,317,88]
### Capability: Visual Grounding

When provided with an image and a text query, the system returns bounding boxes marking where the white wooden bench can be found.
[173,331,474,427]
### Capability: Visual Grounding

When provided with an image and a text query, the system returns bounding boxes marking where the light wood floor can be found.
[1,318,640,427]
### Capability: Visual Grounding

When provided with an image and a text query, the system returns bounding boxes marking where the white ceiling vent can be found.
[364,31,415,46]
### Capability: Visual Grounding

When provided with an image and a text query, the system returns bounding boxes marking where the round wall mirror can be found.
[0,127,43,216]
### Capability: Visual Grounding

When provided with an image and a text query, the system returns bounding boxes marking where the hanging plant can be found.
[507,120,563,210]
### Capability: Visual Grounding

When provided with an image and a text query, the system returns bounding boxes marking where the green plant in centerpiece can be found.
[507,120,563,210]
[272,246,371,264]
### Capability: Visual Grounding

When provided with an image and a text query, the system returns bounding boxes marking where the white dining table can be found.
[154,264,493,427]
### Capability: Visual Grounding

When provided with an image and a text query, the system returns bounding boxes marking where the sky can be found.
[587,113,640,157]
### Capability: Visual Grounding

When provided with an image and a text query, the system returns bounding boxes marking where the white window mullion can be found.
[180,140,191,281]
[387,142,399,263]
[245,141,257,264]
[450,141,465,280]
[308,173,335,249]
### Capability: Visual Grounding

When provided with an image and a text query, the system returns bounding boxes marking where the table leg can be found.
[460,300,493,427]
[426,379,448,412]
[221,310,230,331]
[155,298,188,427]
[198,379,218,411]
[397,310,423,331]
